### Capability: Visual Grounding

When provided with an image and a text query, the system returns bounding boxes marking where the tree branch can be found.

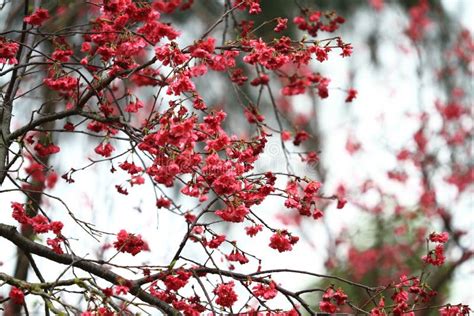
[0,223,180,315]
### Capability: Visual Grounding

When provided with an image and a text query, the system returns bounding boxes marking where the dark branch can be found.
[0,223,180,315]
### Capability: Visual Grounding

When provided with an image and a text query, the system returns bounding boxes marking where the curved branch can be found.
[0,223,180,315]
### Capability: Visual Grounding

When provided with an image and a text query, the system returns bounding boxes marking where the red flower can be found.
[244,107,265,123]
[248,2,261,14]
[50,221,63,235]
[245,224,263,237]
[124,99,144,113]
[215,204,249,223]
[81,42,91,52]
[269,230,299,252]
[231,69,248,85]
[274,18,288,32]
[422,244,446,266]
[47,237,64,254]
[304,181,321,195]
[52,49,73,62]
[319,300,337,313]
[46,171,58,189]
[414,128,428,153]
[320,288,348,313]
[137,20,180,44]
[281,130,291,141]
[184,212,196,223]
[0,37,19,64]
[119,161,143,175]
[34,143,60,157]
[226,250,249,264]
[313,209,324,219]
[156,197,171,209]
[293,130,309,146]
[167,72,196,95]
[11,202,28,224]
[214,282,238,308]
[337,197,347,209]
[208,234,226,249]
[114,285,129,295]
[130,175,145,186]
[9,287,25,305]
[440,304,470,316]
[102,287,113,297]
[30,215,50,233]
[113,230,149,256]
[115,185,128,195]
[190,37,215,59]
[24,8,50,26]
[314,46,330,62]
[44,76,78,92]
[429,232,449,243]
[252,281,278,300]
[345,88,358,102]
[250,73,269,86]
[164,270,191,291]
[95,142,115,157]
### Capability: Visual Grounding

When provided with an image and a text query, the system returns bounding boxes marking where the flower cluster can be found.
[422,232,449,266]
[113,229,149,256]
[439,304,471,316]
[95,142,115,158]
[405,0,431,41]
[43,75,78,94]
[11,202,64,254]
[226,249,249,265]
[24,8,50,26]
[269,230,299,252]
[319,287,348,313]
[22,153,58,192]
[234,0,262,15]
[163,270,192,291]
[0,37,19,64]
[24,132,61,159]
[293,10,345,37]
[252,281,278,300]
[377,275,438,315]
[214,282,238,308]
[9,287,25,305]
[284,180,324,218]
